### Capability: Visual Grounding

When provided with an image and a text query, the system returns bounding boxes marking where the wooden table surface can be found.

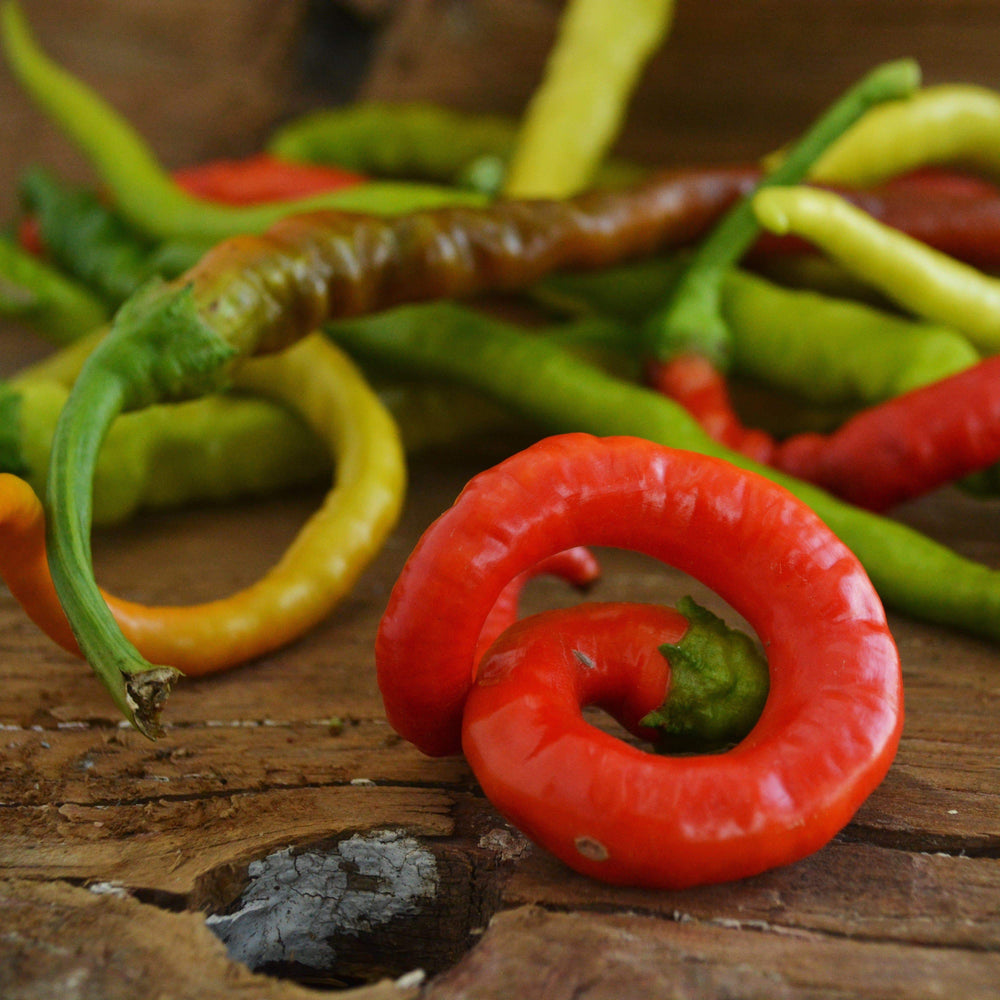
[2,3,1000,998]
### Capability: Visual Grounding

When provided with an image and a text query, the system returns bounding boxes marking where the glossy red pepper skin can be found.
[656,353,1000,511]
[376,428,903,837]
[463,593,892,889]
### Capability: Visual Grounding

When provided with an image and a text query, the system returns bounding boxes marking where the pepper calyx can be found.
[642,265,732,371]
[98,278,236,409]
[641,596,769,754]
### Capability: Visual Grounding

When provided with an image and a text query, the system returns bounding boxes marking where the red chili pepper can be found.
[877,166,1000,200]
[647,354,776,464]
[170,153,366,205]
[376,434,902,888]
[16,213,43,255]
[653,352,1000,511]
[476,546,600,664]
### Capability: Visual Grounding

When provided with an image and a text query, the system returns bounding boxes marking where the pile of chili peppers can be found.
[4,0,1000,888]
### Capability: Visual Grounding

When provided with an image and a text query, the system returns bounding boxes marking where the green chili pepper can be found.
[20,166,206,305]
[753,184,1000,355]
[0,233,107,341]
[270,102,520,189]
[503,0,675,198]
[545,259,979,406]
[268,101,644,197]
[1,325,504,526]
[0,1,488,245]
[807,83,1000,187]
[643,58,921,368]
[327,301,1000,644]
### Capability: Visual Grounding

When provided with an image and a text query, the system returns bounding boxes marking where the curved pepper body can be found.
[753,185,1000,354]
[378,434,902,888]
[3,334,405,689]
[183,166,754,358]
[376,433,903,773]
[809,83,1000,187]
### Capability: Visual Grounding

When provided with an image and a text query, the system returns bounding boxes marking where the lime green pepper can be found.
[1,326,503,526]
[4,377,324,525]
[270,102,522,190]
[268,101,644,196]
[0,1,488,245]
[545,258,980,405]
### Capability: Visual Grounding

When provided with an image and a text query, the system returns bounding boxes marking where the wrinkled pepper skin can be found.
[182,165,755,358]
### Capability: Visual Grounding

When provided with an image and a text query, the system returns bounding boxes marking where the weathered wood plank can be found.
[424,905,1000,1000]
[504,840,1000,951]
[0,785,454,897]
[3,2,1000,996]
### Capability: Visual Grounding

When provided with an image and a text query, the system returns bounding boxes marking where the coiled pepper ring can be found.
[376,433,903,889]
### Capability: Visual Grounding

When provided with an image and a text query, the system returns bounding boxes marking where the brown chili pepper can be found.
[182,164,758,358]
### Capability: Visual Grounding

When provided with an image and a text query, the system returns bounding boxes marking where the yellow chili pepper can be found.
[503,0,675,198]
[806,83,1000,186]
[0,332,405,697]
[752,185,1000,354]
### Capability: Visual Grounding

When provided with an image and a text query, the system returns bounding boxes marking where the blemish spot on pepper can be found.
[572,648,596,669]
[574,835,609,861]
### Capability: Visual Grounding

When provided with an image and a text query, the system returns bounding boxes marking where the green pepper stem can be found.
[640,597,769,753]
[644,57,921,367]
[44,280,235,737]
[46,370,176,736]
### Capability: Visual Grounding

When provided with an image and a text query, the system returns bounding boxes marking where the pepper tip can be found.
[124,666,181,740]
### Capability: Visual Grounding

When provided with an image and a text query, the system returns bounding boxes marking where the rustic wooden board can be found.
[1,383,998,997]
[2,2,1000,998]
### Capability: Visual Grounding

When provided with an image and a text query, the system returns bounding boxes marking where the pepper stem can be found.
[45,279,235,737]
[643,57,921,368]
[641,597,769,754]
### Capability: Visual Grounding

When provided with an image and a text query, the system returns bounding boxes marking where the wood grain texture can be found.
[2,2,1000,997]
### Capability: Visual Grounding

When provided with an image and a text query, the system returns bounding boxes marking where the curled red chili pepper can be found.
[377,434,902,888]
[654,352,1000,511]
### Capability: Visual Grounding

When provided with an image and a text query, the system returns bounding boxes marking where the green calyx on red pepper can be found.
[641,596,769,754]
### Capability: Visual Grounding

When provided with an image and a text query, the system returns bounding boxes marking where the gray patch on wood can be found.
[206,829,438,971]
